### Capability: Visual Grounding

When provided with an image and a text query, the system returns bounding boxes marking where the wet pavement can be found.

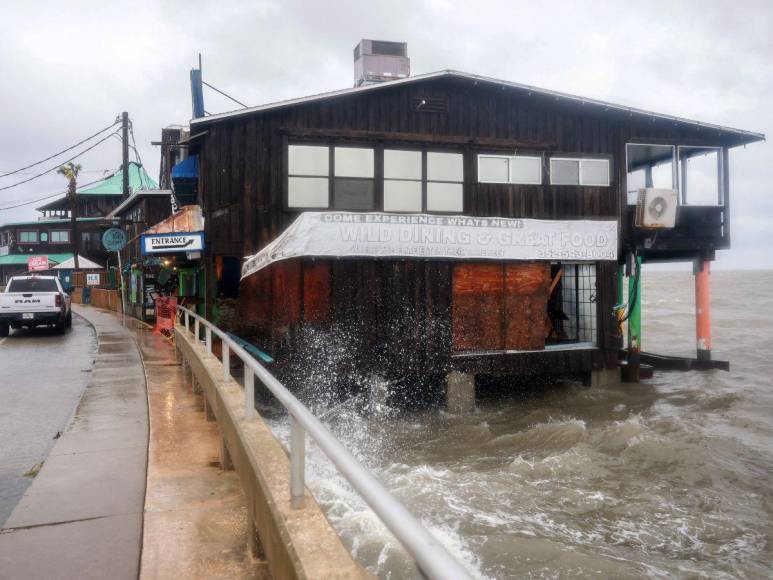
[0,314,96,526]
[139,325,269,579]
[0,306,148,580]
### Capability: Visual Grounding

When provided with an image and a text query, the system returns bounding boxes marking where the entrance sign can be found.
[86,273,100,286]
[141,232,204,255]
[242,212,619,279]
[28,256,49,271]
[102,228,127,252]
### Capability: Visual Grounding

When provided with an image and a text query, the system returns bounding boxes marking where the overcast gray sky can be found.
[1,0,770,268]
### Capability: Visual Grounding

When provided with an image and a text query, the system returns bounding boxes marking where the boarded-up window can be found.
[452,262,550,351]
[452,264,503,351]
[504,263,550,350]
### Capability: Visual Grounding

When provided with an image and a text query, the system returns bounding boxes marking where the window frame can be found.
[383,147,423,213]
[677,145,724,207]
[50,230,70,243]
[332,144,377,211]
[549,155,612,187]
[19,230,38,244]
[286,142,333,210]
[625,143,678,206]
[285,141,465,214]
[477,153,543,185]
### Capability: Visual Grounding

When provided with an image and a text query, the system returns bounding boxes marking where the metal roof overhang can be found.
[190,70,765,147]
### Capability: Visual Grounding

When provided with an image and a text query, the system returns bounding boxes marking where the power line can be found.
[202,80,248,108]
[0,170,120,211]
[0,129,121,193]
[128,120,152,190]
[0,120,120,178]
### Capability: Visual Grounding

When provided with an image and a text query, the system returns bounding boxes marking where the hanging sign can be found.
[27,256,49,271]
[241,212,618,279]
[141,232,204,255]
[102,228,127,252]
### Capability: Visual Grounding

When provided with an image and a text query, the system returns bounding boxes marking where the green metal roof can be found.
[0,253,73,266]
[77,161,158,195]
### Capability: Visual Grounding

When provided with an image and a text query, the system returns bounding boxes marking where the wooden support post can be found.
[694,259,712,362]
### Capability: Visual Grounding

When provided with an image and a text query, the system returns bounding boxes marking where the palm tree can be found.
[57,162,82,271]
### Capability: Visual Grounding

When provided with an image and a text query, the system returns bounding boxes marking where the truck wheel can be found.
[0,321,8,337]
[55,320,66,334]
[65,311,72,328]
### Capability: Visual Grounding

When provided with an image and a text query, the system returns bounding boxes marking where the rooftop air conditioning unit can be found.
[635,188,678,229]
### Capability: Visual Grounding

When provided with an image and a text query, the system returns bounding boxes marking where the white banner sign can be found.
[242,212,618,279]
[86,273,101,286]
[141,232,204,255]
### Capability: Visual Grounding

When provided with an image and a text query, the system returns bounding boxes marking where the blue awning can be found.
[171,155,198,179]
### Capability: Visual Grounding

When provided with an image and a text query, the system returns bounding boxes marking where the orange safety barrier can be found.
[154,296,177,338]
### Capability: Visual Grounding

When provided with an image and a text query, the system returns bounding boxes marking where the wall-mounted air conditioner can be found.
[635,188,678,229]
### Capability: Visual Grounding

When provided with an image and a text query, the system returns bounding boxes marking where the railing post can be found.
[194,318,200,343]
[244,368,256,419]
[184,312,189,332]
[222,343,230,381]
[206,327,212,354]
[290,414,306,509]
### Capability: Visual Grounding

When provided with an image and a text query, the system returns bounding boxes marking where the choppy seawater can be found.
[270,270,773,579]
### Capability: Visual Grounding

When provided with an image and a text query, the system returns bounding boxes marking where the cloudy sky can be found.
[1,0,770,268]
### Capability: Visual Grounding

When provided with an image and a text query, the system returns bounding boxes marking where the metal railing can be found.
[175,306,471,580]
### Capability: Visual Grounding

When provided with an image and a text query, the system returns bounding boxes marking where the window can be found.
[50,231,69,243]
[478,155,542,184]
[8,278,58,292]
[19,231,38,243]
[550,157,610,186]
[288,144,329,208]
[678,146,722,206]
[333,147,375,210]
[40,232,48,242]
[626,144,676,205]
[384,150,422,212]
[549,263,597,346]
[427,152,464,212]
[288,144,465,213]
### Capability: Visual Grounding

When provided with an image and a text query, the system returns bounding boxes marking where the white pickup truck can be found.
[0,275,72,336]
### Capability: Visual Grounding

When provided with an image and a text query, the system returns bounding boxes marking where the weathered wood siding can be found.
[197,76,735,378]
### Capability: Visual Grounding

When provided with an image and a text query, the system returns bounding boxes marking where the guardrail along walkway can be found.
[175,306,472,580]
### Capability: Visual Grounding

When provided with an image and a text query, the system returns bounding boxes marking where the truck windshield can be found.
[7,278,59,292]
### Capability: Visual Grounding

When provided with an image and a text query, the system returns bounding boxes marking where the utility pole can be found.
[122,112,130,198]
[69,175,79,272]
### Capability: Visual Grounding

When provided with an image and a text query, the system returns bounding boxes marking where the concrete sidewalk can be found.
[0,306,149,580]
[0,305,265,580]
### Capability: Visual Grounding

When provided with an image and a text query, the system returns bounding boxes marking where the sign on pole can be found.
[102,228,128,315]
[102,228,127,252]
[28,256,49,271]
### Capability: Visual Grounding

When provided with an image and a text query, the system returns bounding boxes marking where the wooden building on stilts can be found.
[186,40,764,409]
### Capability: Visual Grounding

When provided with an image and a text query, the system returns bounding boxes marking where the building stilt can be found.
[694,259,712,362]
[445,371,475,414]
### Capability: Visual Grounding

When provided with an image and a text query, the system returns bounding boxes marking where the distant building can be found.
[0,162,158,284]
